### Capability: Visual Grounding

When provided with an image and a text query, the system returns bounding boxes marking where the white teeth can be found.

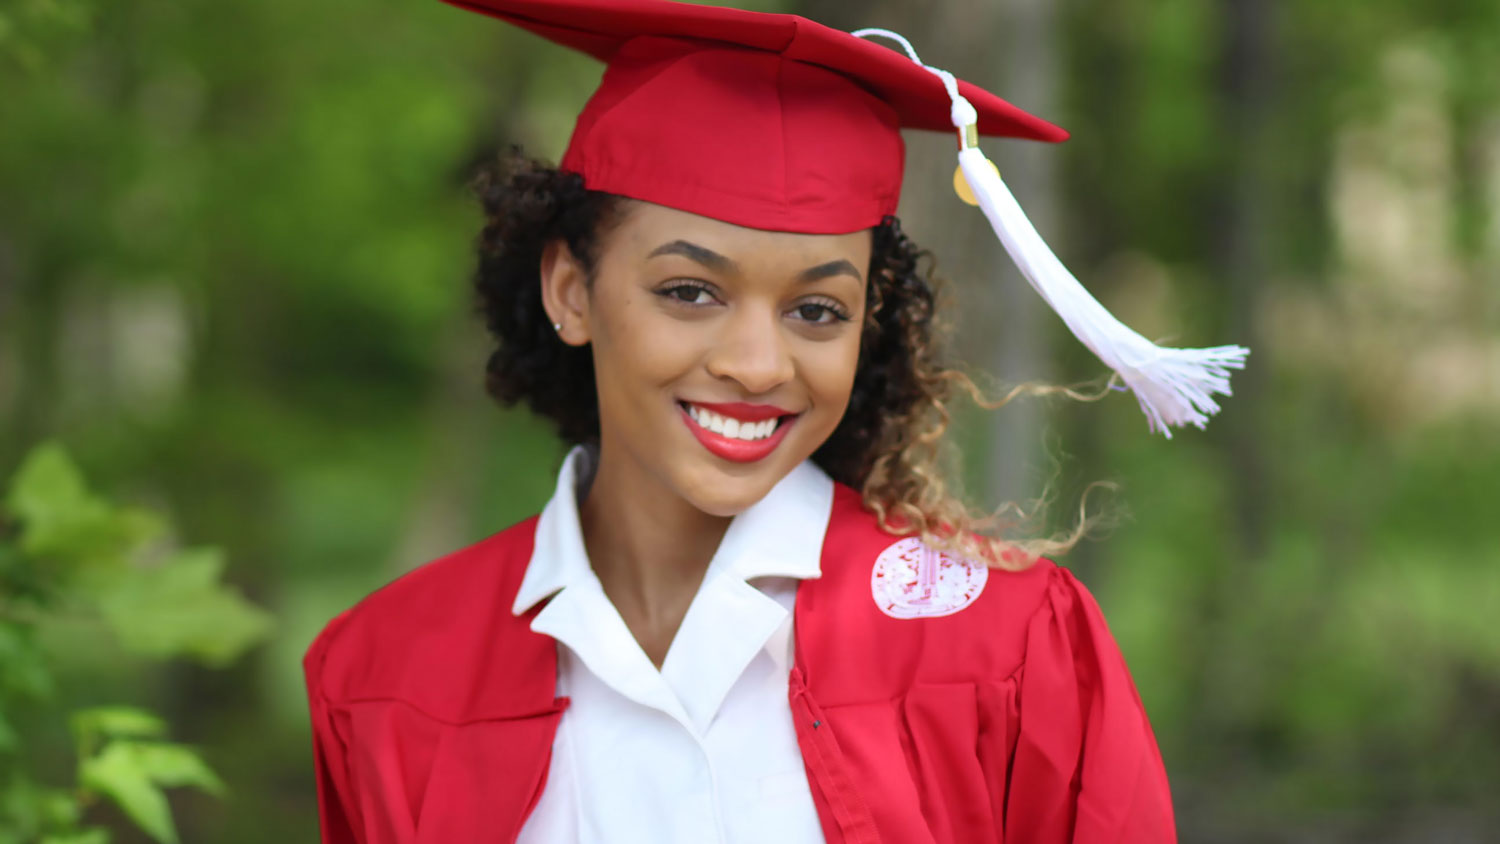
[685,404,781,442]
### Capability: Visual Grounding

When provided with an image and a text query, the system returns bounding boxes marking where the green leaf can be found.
[40,830,110,844]
[38,787,83,830]
[130,743,226,797]
[78,742,176,844]
[76,739,226,843]
[96,548,273,666]
[70,706,168,758]
[4,442,163,570]
[6,442,92,534]
[70,706,168,743]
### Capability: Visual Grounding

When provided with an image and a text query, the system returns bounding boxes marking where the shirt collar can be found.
[512,444,830,616]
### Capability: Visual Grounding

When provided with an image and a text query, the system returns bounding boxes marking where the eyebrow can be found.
[647,239,863,284]
[649,240,735,274]
[795,258,863,284]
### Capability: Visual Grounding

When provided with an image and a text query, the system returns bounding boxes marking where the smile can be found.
[678,401,799,463]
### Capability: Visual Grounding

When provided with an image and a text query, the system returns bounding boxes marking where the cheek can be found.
[800,333,863,421]
[590,291,705,391]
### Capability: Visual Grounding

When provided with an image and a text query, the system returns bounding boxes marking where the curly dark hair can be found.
[469,146,1098,567]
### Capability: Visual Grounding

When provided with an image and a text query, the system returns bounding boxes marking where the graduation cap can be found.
[440,0,1249,436]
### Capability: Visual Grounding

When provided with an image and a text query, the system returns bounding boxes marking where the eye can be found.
[656,281,720,306]
[789,299,851,325]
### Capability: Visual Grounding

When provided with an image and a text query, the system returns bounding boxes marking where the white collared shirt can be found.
[513,446,831,844]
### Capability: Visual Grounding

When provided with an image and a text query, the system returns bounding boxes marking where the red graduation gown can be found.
[303,482,1177,843]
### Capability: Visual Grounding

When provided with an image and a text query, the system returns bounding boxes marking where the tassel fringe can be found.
[957,148,1249,437]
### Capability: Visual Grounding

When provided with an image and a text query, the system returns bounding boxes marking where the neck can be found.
[578,439,731,660]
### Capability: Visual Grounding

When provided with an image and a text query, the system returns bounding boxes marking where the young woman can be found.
[303,1,1247,842]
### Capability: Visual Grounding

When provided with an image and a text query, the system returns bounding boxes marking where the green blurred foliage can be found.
[0,443,267,843]
[0,0,1497,840]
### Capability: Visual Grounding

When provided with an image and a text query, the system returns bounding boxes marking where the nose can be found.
[704,305,795,395]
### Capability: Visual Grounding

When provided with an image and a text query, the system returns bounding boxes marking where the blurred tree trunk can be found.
[385,318,494,575]
[0,240,58,455]
[795,0,1058,511]
[1214,0,1273,562]
[1174,2,1278,821]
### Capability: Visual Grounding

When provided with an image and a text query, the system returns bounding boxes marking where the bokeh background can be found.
[2,0,1497,840]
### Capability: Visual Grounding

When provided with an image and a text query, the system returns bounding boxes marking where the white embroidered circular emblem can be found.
[870,537,989,619]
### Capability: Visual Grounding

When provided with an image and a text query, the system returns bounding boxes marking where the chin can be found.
[668,453,796,518]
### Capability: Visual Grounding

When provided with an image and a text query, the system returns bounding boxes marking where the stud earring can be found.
[552,322,562,332]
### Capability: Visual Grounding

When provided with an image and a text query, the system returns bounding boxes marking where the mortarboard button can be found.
[953,160,1000,207]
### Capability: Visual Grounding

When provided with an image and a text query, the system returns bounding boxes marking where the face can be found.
[541,200,872,517]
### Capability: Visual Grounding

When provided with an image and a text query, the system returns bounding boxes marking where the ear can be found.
[540,238,592,346]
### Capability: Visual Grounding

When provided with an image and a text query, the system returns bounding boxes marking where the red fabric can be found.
[792,485,1178,842]
[560,35,904,234]
[431,0,1068,233]
[302,518,571,843]
[304,485,1177,842]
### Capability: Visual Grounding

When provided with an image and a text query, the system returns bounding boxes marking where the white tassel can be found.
[854,27,1251,437]
[957,147,1250,436]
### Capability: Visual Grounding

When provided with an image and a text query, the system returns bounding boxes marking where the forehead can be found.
[601,199,873,268]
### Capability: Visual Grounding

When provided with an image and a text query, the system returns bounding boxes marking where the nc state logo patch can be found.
[870,537,988,619]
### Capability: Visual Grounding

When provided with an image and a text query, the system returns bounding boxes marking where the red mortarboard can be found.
[439,0,1250,436]
[440,0,1066,233]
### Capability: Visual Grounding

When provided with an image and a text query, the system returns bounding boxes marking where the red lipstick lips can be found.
[690,401,789,421]
[679,401,797,463]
